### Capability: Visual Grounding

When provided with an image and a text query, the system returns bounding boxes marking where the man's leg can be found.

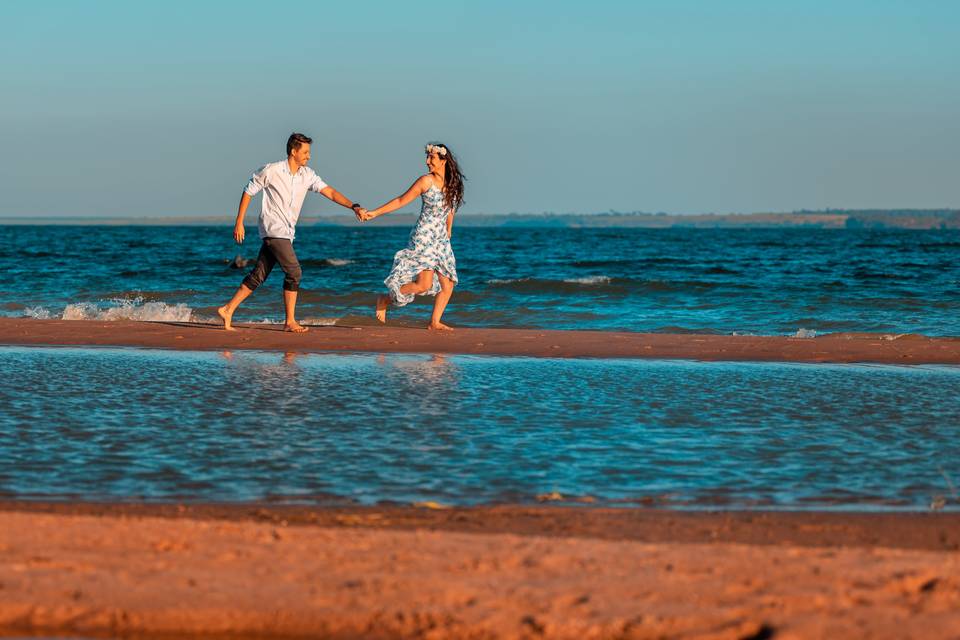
[218,241,276,330]
[283,289,304,332]
[217,285,253,331]
[270,239,306,333]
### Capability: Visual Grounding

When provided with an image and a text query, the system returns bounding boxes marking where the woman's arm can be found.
[367,176,429,219]
[446,209,455,238]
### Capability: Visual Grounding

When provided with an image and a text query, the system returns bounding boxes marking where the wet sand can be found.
[0,503,958,639]
[2,318,959,363]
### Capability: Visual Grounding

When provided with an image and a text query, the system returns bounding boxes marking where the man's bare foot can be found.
[428,321,453,331]
[217,306,236,331]
[284,321,309,333]
[375,295,389,323]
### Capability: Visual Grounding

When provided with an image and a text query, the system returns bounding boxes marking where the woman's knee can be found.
[415,272,434,293]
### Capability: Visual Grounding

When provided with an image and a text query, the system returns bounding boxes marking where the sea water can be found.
[2,347,958,510]
[5,225,960,335]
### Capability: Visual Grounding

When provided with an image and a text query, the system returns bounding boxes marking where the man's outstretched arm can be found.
[319,186,366,218]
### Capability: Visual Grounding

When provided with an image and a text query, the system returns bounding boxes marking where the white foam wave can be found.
[23,306,52,319]
[563,275,611,285]
[324,258,353,266]
[487,278,523,284]
[303,316,340,326]
[792,328,817,338]
[61,297,193,322]
[487,276,612,285]
[251,316,340,326]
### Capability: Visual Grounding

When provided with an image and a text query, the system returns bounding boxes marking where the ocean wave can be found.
[221,256,354,269]
[654,325,727,335]
[60,296,194,322]
[705,266,741,275]
[562,275,611,285]
[244,316,340,326]
[299,258,354,267]
[921,241,960,249]
[483,276,737,294]
[23,306,52,320]
[570,257,688,268]
[487,276,613,287]
[98,289,202,302]
[852,269,901,280]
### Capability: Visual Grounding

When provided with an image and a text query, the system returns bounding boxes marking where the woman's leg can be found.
[375,294,390,323]
[400,270,435,296]
[376,270,434,323]
[428,274,455,330]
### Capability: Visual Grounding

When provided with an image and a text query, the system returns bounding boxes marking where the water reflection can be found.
[1,347,959,510]
[379,353,459,396]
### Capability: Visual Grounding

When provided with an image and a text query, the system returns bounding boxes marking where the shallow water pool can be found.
[2,347,958,509]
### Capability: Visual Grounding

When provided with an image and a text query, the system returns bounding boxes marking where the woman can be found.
[362,142,465,330]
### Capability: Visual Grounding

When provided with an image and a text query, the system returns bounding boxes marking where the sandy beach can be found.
[2,318,959,363]
[3,321,959,638]
[0,503,957,639]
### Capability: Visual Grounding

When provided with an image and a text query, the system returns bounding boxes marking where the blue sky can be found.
[1,1,957,217]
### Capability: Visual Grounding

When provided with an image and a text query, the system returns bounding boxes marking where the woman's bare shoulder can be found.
[420,174,443,190]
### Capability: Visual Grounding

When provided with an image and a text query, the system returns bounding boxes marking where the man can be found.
[217,133,365,332]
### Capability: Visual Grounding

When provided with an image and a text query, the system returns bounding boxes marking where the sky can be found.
[1,0,958,218]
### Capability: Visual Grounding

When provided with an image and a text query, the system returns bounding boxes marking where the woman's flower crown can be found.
[425,144,447,157]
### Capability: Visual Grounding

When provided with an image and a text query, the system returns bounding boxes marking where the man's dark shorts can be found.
[242,238,302,292]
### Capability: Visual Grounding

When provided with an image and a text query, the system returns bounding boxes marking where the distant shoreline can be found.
[0,209,958,228]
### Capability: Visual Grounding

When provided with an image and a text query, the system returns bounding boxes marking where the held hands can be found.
[351,204,369,222]
[352,204,377,222]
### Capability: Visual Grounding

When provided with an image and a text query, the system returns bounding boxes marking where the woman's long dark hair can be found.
[428,142,465,212]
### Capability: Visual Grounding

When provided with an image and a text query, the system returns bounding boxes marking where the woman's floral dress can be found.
[384,185,458,306]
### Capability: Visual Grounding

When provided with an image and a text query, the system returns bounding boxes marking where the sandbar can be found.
[2,318,959,363]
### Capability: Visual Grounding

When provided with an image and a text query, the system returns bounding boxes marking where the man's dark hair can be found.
[287,133,312,156]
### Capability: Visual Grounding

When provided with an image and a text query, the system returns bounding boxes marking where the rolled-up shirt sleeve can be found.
[244,165,269,196]
[307,173,328,193]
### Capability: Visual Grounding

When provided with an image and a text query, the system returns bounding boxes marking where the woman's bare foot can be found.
[428,321,453,331]
[217,306,236,331]
[284,321,309,333]
[375,295,389,323]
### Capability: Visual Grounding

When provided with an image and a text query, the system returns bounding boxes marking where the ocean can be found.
[5,225,959,335]
[3,225,959,510]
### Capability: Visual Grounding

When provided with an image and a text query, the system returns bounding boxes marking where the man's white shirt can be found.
[244,161,328,240]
